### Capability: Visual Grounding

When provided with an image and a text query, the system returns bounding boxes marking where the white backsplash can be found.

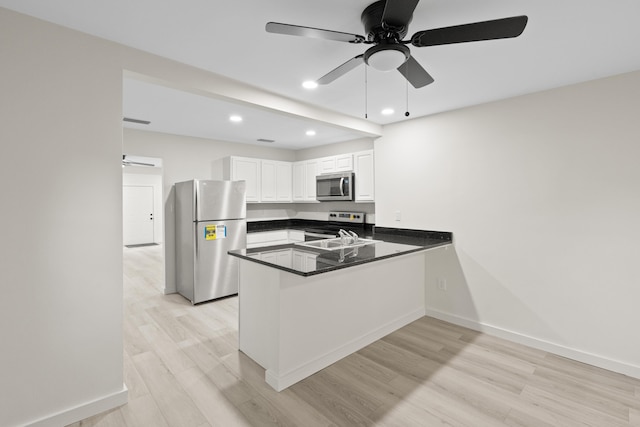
[246,204,296,221]
[246,202,375,224]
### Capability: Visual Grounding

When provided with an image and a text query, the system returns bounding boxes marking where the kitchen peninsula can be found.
[228,228,452,391]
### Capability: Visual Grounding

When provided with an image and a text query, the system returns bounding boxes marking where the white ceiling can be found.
[3,0,640,149]
[122,78,369,149]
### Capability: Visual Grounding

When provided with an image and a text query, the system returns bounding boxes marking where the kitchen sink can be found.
[295,237,380,251]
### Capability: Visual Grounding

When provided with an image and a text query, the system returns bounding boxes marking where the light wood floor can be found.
[70,244,640,426]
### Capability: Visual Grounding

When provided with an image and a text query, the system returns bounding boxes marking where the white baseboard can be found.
[425,308,640,380]
[266,308,426,391]
[26,385,128,427]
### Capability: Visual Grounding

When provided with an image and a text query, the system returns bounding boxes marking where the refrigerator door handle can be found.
[194,223,199,257]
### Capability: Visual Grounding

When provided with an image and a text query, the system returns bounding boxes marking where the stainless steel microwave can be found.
[316,172,354,201]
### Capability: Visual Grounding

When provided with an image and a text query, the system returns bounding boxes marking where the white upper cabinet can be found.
[225,156,261,202]
[304,160,319,201]
[226,150,371,204]
[293,159,319,202]
[292,161,305,201]
[318,154,353,174]
[261,160,292,203]
[318,156,336,174]
[334,154,354,172]
[353,150,375,202]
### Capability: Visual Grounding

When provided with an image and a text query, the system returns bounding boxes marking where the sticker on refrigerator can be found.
[204,225,227,240]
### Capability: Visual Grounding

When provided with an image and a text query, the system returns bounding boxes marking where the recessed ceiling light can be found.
[229,115,243,123]
[306,130,316,136]
[381,108,395,115]
[302,80,318,89]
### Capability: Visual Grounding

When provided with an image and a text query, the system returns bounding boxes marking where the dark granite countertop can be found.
[230,222,452,277]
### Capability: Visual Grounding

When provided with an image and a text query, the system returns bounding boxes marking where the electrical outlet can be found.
[395,211,401,221]
[437,277,447,291]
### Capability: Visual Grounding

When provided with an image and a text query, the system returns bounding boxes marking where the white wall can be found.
[0,6,377,425]
[375,71,640,378]
[0,9,126,426]
[294,137,375,161]
[124,128,296,185]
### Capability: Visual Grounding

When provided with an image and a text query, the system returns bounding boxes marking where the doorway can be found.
[123,185,155,245]
[122,156,164,247]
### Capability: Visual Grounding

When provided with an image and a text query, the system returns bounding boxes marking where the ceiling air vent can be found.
[123,117,151,125]
[257,138,275,143]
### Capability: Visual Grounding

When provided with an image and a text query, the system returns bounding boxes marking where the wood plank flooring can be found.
[70,244,640,426]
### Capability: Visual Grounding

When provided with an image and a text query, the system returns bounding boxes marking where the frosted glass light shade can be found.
[368,50,407,71]
[364,44,410,72]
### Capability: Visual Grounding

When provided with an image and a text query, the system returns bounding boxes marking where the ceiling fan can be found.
[266,0,528,88]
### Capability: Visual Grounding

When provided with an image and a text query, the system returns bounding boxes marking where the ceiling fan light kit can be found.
[266,0,528,88]
[364,43,409,71]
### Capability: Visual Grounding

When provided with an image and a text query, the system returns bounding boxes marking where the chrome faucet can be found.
[338,229,359,245]
[338,229,351,245]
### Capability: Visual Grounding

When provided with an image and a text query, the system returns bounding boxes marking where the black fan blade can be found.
[397,56,434,88]
[411,15,528,47]
[382,0,420,28]
[317,55,365,85]
[266,22,365,43]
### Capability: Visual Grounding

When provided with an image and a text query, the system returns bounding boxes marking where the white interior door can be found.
[123,185,154,245]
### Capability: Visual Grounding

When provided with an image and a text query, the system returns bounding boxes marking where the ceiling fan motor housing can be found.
[361,0,411,42]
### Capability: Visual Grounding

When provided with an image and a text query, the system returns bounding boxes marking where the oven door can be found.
[316,172,354,201]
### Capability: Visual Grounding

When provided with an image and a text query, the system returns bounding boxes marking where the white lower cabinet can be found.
[287,230,305,242]
[246,230,288,248]
[292,250,317,271]
[249,248,317,272]
[246,230,305,249]
[261,250,292,268]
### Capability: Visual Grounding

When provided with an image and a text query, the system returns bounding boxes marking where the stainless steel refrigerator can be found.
[175,179,247,304]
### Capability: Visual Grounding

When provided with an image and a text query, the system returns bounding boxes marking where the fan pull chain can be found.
[364,64,368,119]
[405,62,410,117]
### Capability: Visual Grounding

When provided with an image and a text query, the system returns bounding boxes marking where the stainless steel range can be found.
[303,211,367,241]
